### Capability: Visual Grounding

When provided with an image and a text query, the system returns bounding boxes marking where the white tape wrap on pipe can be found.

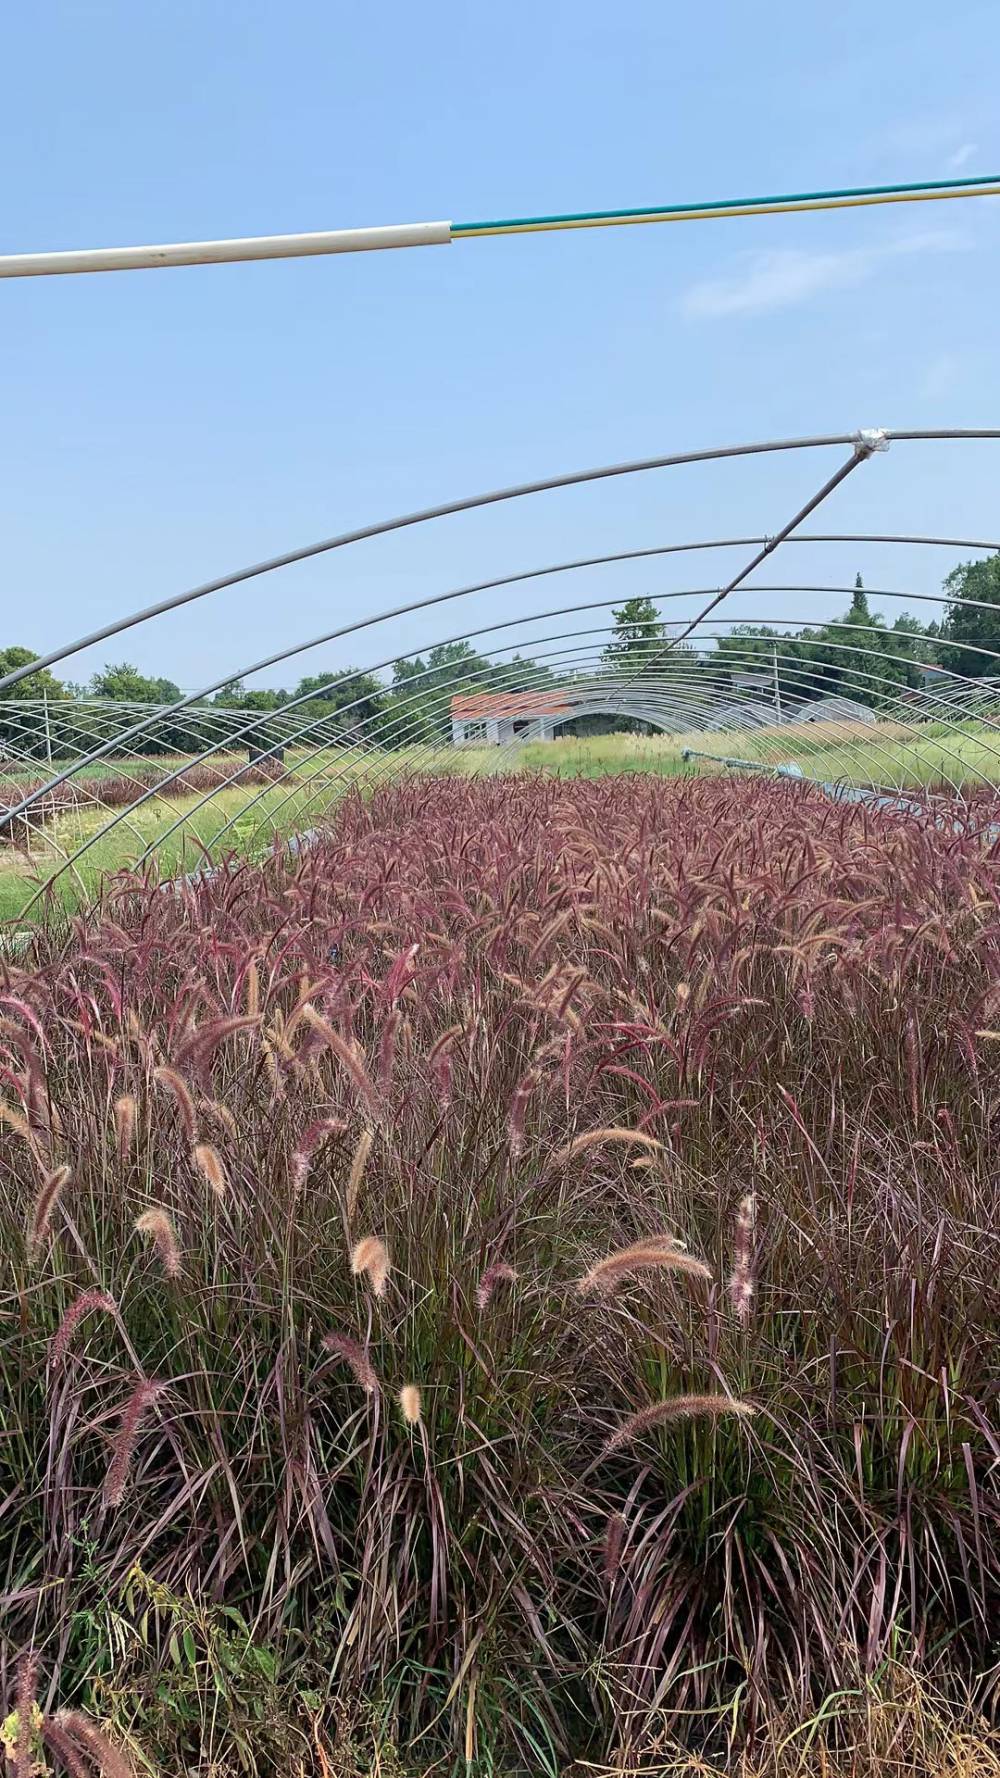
[0,219,453,278]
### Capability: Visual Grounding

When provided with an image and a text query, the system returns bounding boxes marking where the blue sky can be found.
[3,0,999,693]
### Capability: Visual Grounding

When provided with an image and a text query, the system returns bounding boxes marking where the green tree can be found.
[0,648,69,759]
[90,661,178,702]
[0,647,67,701]
[602,598,667,672]
[939,555,1000,678]
[290,669,386,732]
[845,573,873,627]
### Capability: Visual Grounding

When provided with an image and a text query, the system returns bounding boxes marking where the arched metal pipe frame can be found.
[5,429,1000,920]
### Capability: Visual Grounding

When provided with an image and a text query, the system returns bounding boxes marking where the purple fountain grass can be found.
[192,1142,227,1197]
[152,1065,197,1143]
[49,1288,117,1371]
[350,1235,389,1299]
[50,1712,135,1778]
[290,1117,345,1193]
[602,1393,757,1458]
[27,1165,72,1256]
[322,1330,379,1394]
[476,1261,518,1311]
[103,1379,166,1507]
[345,1128,373,1223]
[553,1127,663,1168]
[576,1237,709,1298]
[13,1651,39,1778]
[728,1192,757,1324]
[299,1008,377,1111]
[134,1207,182,1279]
[602,1511,626,1585]
[3,768,1000,1768]
[399,1383,422,1426]
[113,1094,136,1161]
[41,1720,90,1778]
[507,1068,539,1157]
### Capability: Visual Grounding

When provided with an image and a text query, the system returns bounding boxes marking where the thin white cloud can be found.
[947,142,978,170]
[681,230,969,320]
[920,352,961,398]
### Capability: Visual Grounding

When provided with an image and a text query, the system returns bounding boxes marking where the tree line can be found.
[2,556,998,759]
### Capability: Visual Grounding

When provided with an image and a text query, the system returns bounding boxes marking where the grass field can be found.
[4,722,1000,926]
[2,771,999,1776]
[515,718,1000,788]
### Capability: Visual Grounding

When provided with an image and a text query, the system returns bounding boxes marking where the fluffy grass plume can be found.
[399,1384,422,1426]
[0,1100,33,1144]
[322,1330,379,1394]
[554,1126,663,1167]
[192,1142,227,1197]
[290,1117,344,1193]
[345,1128,373,1222]
[603,1511,626,1585]
[113,1094,137,1161]
[728,1191,757,1324]
[103,1379,165,1507]
[476,1261,518,1311]
[602,1394,756,1458]
[576,1236,709,1297]
[41,1718,91,1778]
[28,1165,72,1256]
[13,1651,39,1778]
[152,1065,197,1142]
[300,1007,377,1109]
[52,1711,135,1778]
[48,1289,116,1371]
[351,1235,389,1298]
[134,1207,182,1279]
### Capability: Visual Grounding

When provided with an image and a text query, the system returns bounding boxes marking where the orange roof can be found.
[451,690,573,719]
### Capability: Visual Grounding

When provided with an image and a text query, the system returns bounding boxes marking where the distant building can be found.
[450,691,571,746]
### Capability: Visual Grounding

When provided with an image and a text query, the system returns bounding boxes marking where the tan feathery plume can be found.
[399,1384,422,1426]
[322,1331,379,1394]
[351,1235,389,1298]
[49,1288,117,1371]
[300,1007,376,1109]
[199,1097,238,1139]
[192,1142,227,1197]
[346,1128,373,1222]
[601,1394,756,1458]
[728,1192,757,1325]
[528,907,573,965]
[245,957,260,1019]
[28,1165,72,1256]
[114,1095,137,1160]
[135,1207,182,1279]
[1,1100,34,1145]
[152,1065,197,1142]
[554,1127,663,1168]
[576,1236,708,1298]
[104,1378,166,1506]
